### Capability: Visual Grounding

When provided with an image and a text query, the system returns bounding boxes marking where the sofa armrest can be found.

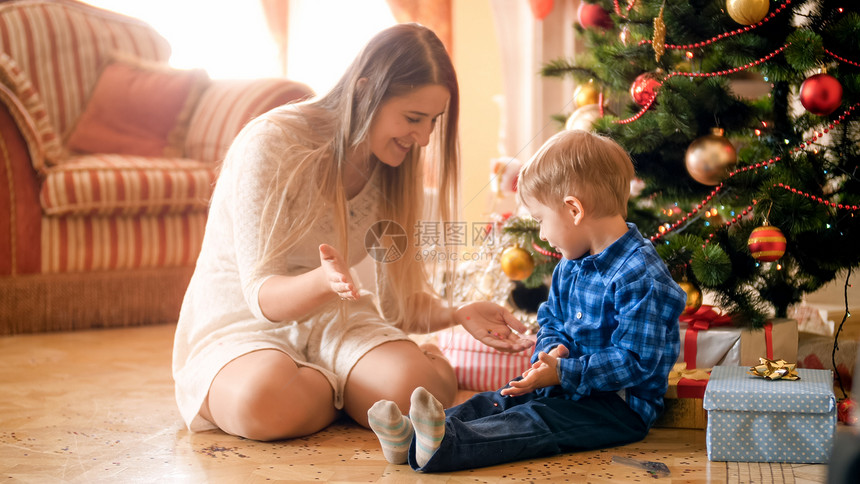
[184,78,313,164]
[0,53,64,170]
[0,92,44,276]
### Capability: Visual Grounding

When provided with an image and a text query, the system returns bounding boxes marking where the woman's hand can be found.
[500,344,567,397]
[455,301,534,353]
[319,244,358,301]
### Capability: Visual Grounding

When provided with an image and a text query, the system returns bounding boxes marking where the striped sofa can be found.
[0,0,313,334]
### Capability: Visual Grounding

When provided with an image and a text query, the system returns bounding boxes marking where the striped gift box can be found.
[437,330,535,392]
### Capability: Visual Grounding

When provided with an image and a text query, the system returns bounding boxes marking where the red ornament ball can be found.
[799,73,843,116]
[577,2,613,30]
[747,225,786,262]
[630,73,661,106]
[838,398,858,425]
[529,0,554,20]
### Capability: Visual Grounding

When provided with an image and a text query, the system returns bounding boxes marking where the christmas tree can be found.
[504,0,859,328]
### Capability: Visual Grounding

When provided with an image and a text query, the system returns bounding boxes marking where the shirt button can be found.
[576,312,582,319]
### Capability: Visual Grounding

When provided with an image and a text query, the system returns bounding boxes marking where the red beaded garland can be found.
[638,0,791,51]
[826,48,860,68]
[774,183,860,212]
[612,0,637,18]
[649,102,859,242]
[615,44,789,125]
[532,242,562,259]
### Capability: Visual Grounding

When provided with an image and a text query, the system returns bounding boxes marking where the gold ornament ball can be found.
[574,81,600,108]
[678,281,703,315]
[500,246,535,281]
[565,104,603,132]
[684,128,737,186]
[726,0,769,25]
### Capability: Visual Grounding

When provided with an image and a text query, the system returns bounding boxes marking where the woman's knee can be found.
[417,343,458,405]
[207,352,337,441]
[347,341,458,409]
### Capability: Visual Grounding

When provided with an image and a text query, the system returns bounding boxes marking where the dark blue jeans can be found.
[408,388,649,472]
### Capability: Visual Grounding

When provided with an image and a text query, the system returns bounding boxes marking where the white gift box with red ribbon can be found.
[678,306,797,369]
[437,329,536,392]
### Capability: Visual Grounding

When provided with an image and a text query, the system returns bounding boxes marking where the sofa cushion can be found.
[0,0,171,162]
[40,154,216,217]
[185,78,313,163]
[66,57,209,158]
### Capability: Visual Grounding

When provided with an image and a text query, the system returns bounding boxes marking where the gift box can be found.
[703,365,836,463]
[654,363,710,429]
[437,329,534,392]
[679,309,797,369]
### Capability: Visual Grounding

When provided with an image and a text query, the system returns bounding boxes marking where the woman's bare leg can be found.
[343,340,457,427]
[201,349,338,441]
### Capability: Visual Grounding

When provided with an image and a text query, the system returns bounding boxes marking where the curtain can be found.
[260,0,289,76]
[259,1,452,75]
[385,0,452,54]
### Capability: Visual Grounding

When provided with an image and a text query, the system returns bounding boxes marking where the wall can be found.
[452,0,504,230]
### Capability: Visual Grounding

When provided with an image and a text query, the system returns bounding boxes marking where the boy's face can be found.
[522,195,588,260]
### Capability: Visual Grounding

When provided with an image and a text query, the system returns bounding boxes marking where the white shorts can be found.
[175,294,411,432]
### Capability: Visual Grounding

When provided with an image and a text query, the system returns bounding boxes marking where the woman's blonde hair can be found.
[256,23,460,328]
[517,130,633,218]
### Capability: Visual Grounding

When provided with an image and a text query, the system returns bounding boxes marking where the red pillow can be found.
[66,58,209,157]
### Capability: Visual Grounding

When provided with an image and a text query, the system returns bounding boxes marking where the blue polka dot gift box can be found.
[703,365,835,463]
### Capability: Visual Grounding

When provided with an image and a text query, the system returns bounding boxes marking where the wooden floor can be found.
[0,323,832,483]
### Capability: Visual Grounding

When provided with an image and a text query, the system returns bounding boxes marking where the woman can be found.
[173,23,531,441]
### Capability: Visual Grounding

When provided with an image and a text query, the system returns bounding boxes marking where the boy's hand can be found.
[456,302,534,353]
[523,343,569,375]
[500,344,568,397]
[319,244,359,301]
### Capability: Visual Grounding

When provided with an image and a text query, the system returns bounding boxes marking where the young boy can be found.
[367,129,686,472]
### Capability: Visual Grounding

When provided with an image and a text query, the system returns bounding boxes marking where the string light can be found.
[649,102,860,242]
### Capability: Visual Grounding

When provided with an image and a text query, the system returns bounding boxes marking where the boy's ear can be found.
[356,77,369,91]
[563,196,585,224]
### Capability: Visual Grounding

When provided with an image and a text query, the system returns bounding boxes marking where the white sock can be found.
[367,400,413,465]
[409,386,445,468]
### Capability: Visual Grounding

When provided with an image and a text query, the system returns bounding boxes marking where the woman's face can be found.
[368,84,450,167]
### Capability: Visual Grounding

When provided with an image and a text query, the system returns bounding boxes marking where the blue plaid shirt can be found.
[533,223,684,427]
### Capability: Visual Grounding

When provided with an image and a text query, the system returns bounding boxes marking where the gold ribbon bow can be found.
[748,357,800,381]
[669,362,710,382]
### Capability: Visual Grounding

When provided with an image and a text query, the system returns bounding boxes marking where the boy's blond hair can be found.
[516,130,634,219]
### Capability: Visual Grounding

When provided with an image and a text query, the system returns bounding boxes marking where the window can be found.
[83,1,280,79]
[82,0,396,93]
[286,1,395,94]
